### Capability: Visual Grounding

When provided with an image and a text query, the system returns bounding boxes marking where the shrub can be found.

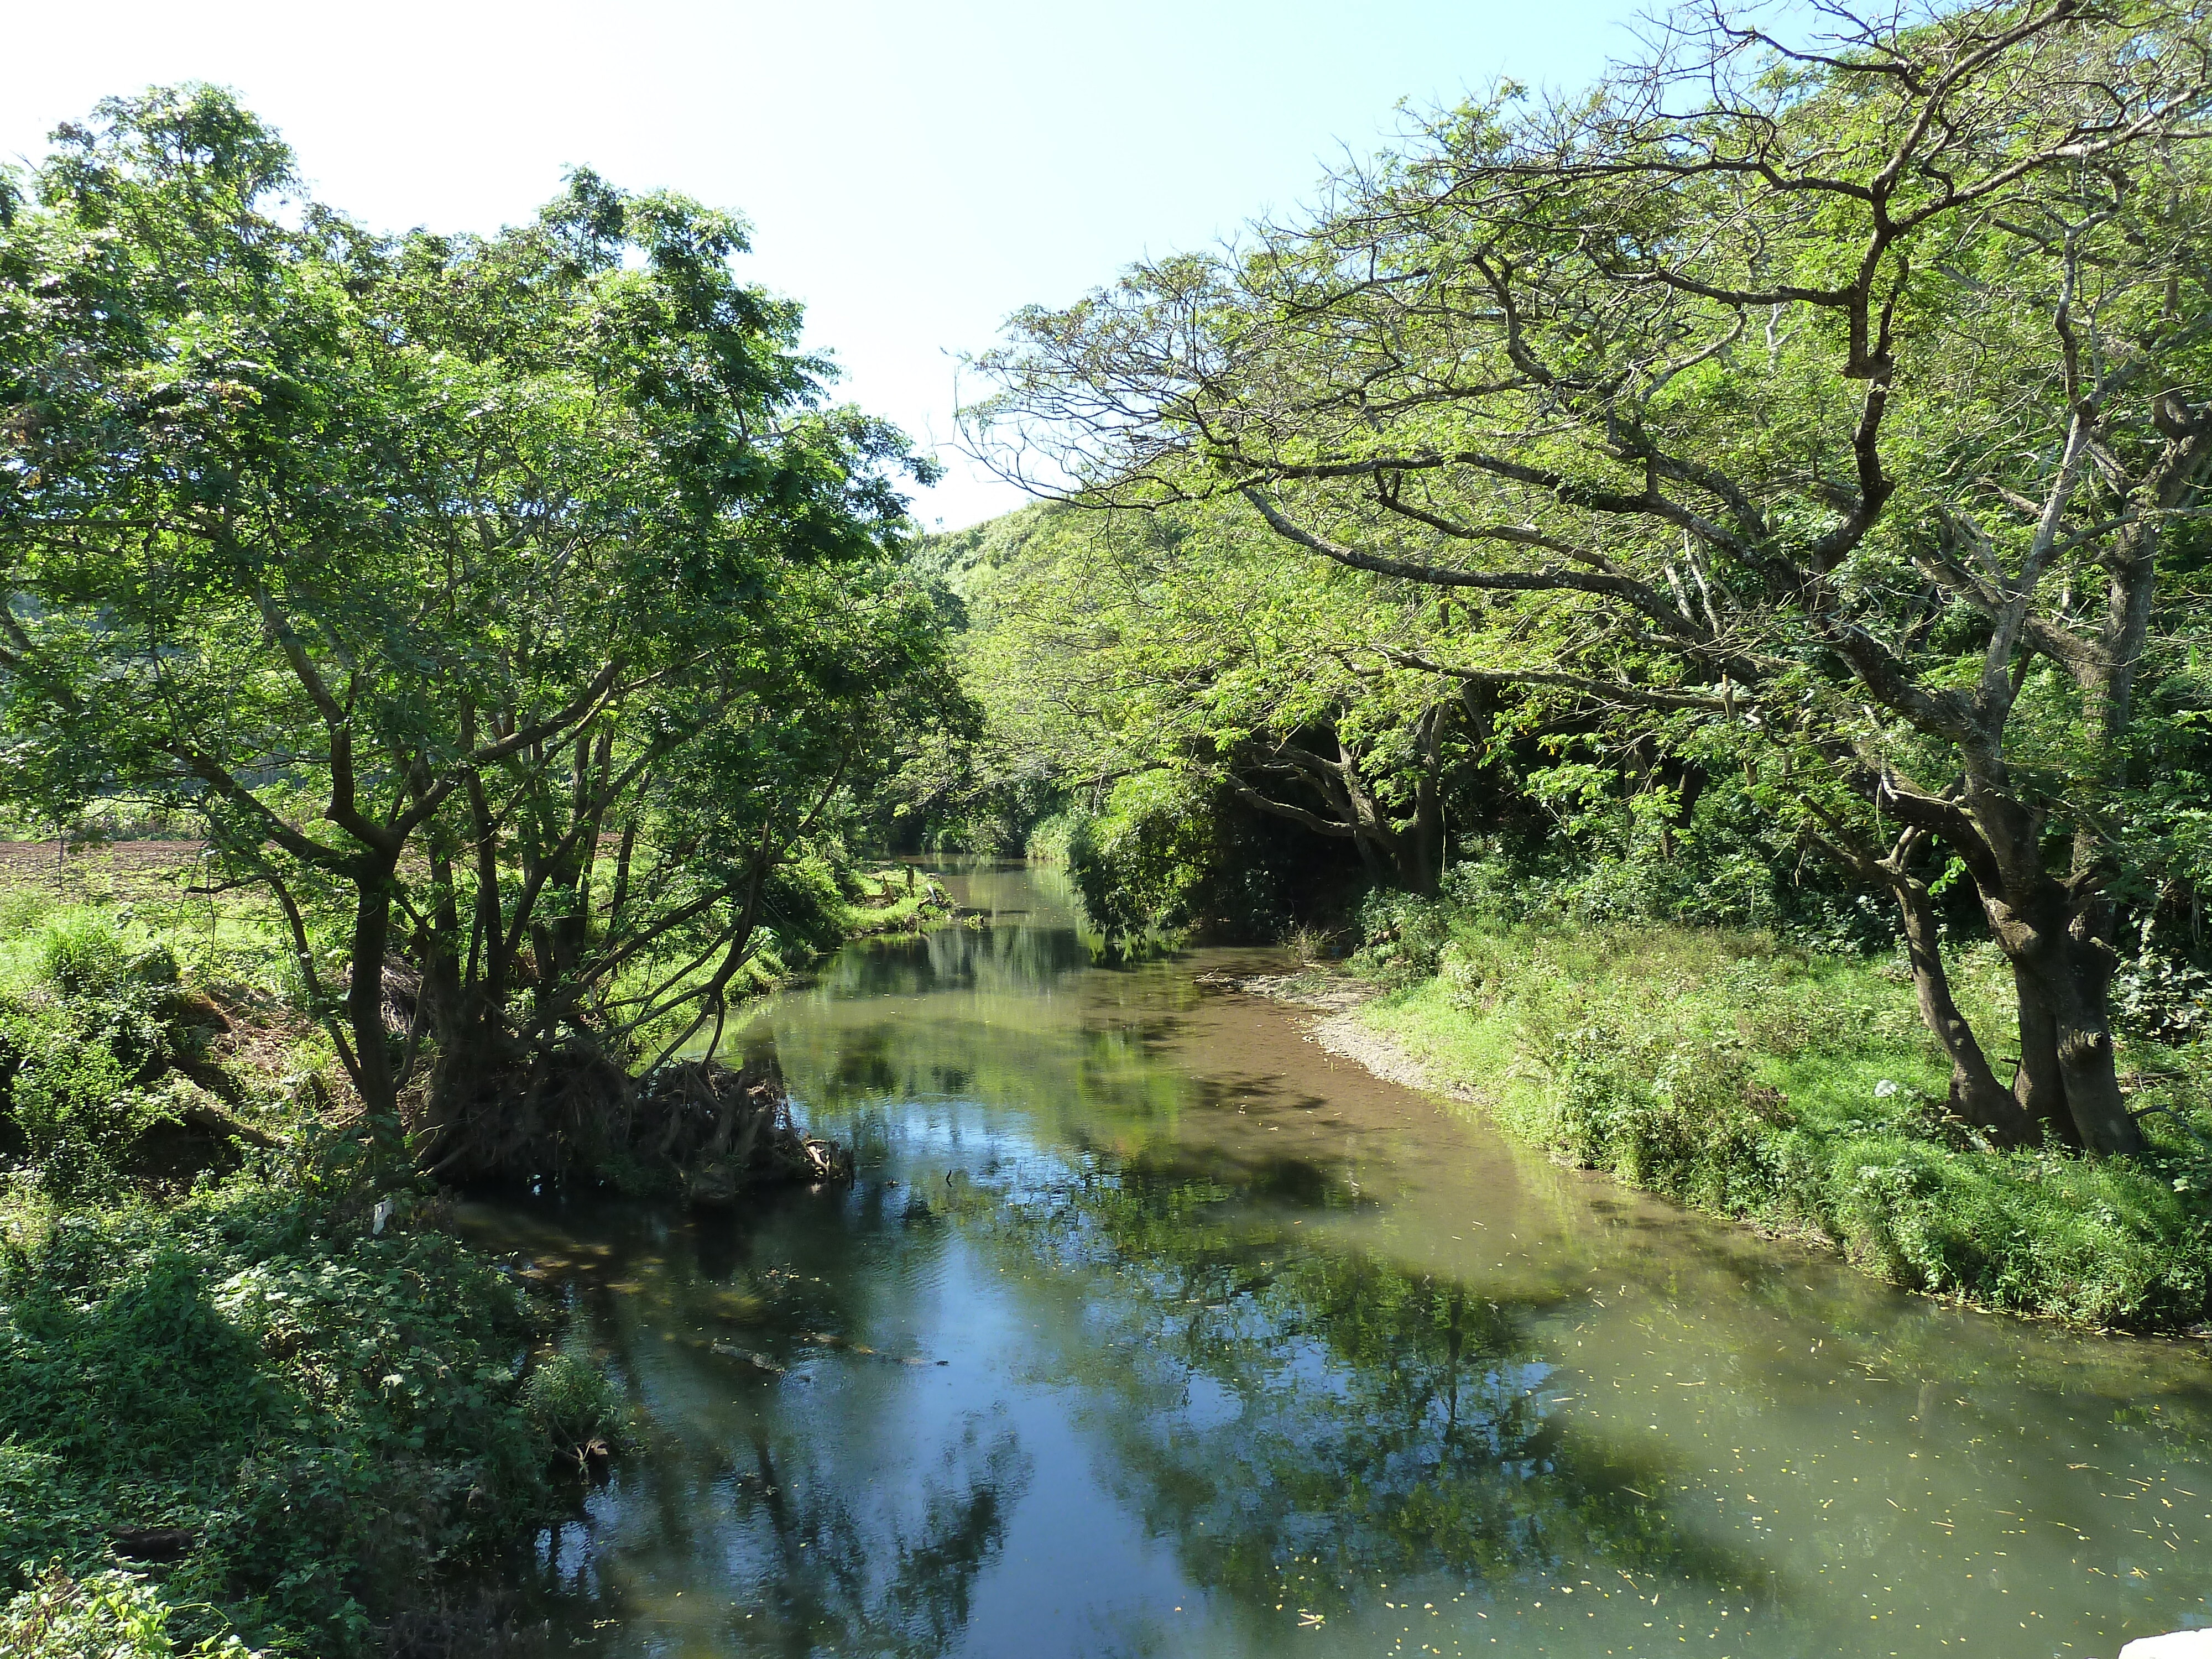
[1348,888,1457,985]
[521,1349,624,1457]
[39,917,179,1003]
[0,1564,262,1658]
[0,1183,551,1655]
[1,921,191,1198]
[2111,950,2212,1045]
[9,1032,170,1198]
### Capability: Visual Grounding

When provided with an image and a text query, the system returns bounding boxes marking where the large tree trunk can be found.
[1887,867,2039,1147]
[346,870,404,1159]
[2010,966,2084,1149]
[1974,867,2143,1156]
[2011,928,2138,1155]
[1949,738,2147,1156]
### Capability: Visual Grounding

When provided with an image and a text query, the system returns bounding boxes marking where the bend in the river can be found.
[464,860,2212,1658]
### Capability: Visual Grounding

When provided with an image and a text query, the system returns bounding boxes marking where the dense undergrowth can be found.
[0,855,852,1654]
[0,847,937,1653]
[0,1181,562,1655]
[1348,881,2212,1332]
[0,886,591,1656]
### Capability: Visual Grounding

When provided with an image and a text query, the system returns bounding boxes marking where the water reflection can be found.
[729,1413,1029,1657]
[980,1156,1756,1608]
[468,862,2212,1658]
[821,920,1094,1000]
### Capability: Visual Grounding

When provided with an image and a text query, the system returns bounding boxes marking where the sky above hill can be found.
[4,1,1641,529]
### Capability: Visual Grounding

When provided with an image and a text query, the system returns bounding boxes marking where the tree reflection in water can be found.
[487,1184,1033,1658]
[976,1151,1766,1619]
[735,1413,1029,1657]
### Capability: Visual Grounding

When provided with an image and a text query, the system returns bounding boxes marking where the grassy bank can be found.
[1347,918,2212,1333]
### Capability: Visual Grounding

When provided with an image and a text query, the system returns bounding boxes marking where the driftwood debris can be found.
[415,1044,850,1198]
[633,1056,853,1203]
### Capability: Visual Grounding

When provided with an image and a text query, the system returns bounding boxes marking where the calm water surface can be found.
[464,862,2212,1659]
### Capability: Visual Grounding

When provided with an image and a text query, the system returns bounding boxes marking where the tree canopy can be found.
[1,87,966,1171]
[972,0,2212,1155]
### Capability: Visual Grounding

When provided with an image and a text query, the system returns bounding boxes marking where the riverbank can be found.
[1237,922,2212,1335]
[0,849,941,1654]
[0,882,597,1653]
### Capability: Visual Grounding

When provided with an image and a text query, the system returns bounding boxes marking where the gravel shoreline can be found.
[1210,970,1480,1105]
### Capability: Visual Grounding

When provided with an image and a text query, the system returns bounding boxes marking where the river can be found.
[461,860,2212,1658]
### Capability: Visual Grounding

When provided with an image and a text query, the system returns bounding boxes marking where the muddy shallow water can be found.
[462,860,2212,1659]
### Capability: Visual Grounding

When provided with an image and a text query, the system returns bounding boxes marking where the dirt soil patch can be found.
[1214,969,1479,1104]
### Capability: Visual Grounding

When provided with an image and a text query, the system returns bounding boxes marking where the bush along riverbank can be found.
[0,914,613,1656]
[0,853,930,1653]
[1319,889,2212,1335]
[0,1181,589,1657]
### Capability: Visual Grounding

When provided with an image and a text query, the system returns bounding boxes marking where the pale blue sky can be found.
[4,1,1642,528]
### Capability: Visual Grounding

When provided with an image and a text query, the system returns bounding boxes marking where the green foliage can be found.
[1363,905,2212,1330]
[834,865,954,939]
[1347,886,1460,985]
[40,917,175,1003]
[0,87,968,1160]
[973,0,2212,1153]
[0,1564,261,1658]
[1066,776,1223,943]
[520,1350,623,1457]
[934,497,1463,892]
[869,504,1084,854]
[1,919,193,1198]
[0,1182,549,1655]
[1065,773,1352,949]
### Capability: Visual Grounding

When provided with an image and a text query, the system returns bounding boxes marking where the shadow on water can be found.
[463,860,2212,1659]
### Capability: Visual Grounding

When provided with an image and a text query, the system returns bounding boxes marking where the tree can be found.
[0,88,962,1172]
[975,0,2212,1154]
[960,499,1470,895]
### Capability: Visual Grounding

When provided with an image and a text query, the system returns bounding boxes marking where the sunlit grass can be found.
[1363,921,2212,1331]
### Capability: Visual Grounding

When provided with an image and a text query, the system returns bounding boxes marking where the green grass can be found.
[0,851,311,1012]
[1359,921,2212,1332]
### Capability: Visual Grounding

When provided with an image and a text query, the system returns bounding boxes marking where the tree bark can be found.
[2010,966,2084,1149]
[346,868,404,1159]
[1883,853,2039,1147]
[2015,931,2137,1155]
[1400,705,1446,896]
[1971,857,2143,1155]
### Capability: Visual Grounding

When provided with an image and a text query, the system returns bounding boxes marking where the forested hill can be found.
[913,503,1045,592]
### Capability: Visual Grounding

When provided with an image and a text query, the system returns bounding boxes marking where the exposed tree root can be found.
[635,1056,853,1202]
[415,1045,851,1198]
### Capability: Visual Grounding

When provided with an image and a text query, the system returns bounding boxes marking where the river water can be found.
[464,860,2212,1659]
